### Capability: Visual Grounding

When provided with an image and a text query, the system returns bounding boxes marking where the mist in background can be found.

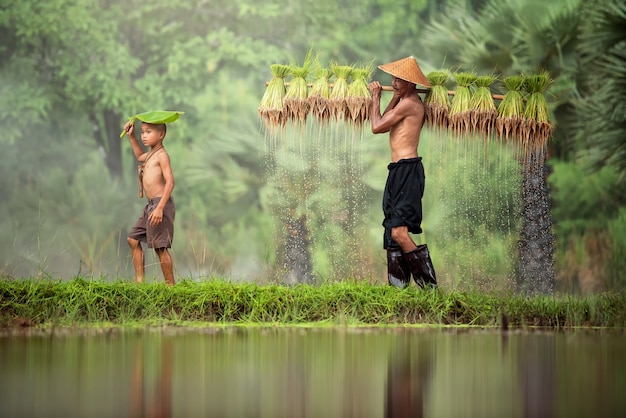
[1,0,625,292]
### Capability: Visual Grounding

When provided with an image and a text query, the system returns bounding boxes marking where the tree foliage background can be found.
[1,0,624,293]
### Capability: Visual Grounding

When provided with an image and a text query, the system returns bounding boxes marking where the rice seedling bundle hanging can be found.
[469,74,498,137]
[449,72,477,136]
[284,51,314,125]
[308,67,333,123]
[346,64,374,127]
[496,75,525,142]
[329,63,353,122]
[521,71,552,155]
[258,64,291,131]
[424,71,450,130]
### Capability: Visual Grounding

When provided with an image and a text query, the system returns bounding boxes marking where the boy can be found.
[123,120,176,285]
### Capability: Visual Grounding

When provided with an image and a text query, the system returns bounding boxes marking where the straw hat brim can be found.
[378,56,431,88]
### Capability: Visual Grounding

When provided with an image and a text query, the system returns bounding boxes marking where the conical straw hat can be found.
[378,56,431,88]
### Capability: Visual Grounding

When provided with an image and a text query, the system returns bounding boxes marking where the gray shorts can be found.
[128,197,175,249]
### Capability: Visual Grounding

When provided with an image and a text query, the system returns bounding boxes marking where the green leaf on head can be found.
[120,111,185,138]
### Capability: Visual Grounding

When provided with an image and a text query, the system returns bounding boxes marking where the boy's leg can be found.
[155,248,175,286]
[127,237,145,283]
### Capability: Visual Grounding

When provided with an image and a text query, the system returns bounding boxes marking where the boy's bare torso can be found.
[141,149,168,199]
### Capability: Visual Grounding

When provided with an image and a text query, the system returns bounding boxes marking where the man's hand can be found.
[149,207,163,226]
[368,81,382,98]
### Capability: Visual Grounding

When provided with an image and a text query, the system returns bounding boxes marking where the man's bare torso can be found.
[389,96,425,162]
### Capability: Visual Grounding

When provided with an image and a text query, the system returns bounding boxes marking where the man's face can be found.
[392,77,411,94]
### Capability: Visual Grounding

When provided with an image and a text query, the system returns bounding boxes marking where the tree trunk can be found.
[280,214,314,285]
[517,152,556,294]
[91,109,124,180]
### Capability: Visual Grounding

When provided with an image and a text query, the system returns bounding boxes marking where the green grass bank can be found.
[1,278,625,329]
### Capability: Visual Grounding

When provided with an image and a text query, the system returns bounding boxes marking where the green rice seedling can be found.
[522,71,552,157]
[469,75,498,137]
[284,50,314,125]
[449,72,477,137]
[258,63,291,131]
[496,75,526,142]
[424,71,451,131]
[346,63,374,127]
[308,67,334,123]
[329,63,353,122]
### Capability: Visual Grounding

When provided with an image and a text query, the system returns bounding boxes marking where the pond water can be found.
[0,327,624,418]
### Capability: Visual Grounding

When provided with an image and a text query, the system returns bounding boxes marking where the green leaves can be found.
[120,111,185,138]
[133,110,186,124]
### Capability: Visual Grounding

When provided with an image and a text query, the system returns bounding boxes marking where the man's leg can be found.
[404,245,438,288]
[390,226,417,253]
[155,248,175,286]
[387,247,411,289]
[127,237,145,283]
[391,226,437,288]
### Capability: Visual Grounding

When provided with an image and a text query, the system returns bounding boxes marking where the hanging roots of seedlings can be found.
[424,71,450,131]
[469,74,498,137]
[329,63,353,122]
[284,50,314,125]
[346,64,374,127]
[449,72,477,137]
[522,71,552,157]
[496,75,525,142]
[258,64,291,131]
[308,67,333,123]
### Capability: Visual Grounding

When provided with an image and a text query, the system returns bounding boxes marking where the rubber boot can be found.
[387,248,411,289]
[404,244,438,288]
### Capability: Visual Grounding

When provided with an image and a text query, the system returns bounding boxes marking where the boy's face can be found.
[141,123,165,147]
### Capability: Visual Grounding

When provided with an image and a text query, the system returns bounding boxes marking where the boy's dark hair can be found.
[143,122,167,136]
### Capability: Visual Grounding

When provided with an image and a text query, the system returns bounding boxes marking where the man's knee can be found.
[390,227,408,243]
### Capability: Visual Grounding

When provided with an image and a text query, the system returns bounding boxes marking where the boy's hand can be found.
[124,121,134,137]
[149,207,163,226]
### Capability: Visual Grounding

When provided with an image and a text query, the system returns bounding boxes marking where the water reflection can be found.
[385,332,434,417]
[0,327,624,417]
[130,339,173,418]
[520,334,555,418]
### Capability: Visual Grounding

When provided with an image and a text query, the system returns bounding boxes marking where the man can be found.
[368,56,437,289]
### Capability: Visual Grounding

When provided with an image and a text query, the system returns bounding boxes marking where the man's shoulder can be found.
[398,95,424,113]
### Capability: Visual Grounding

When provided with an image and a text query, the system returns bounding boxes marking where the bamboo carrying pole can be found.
[266,82,505,100]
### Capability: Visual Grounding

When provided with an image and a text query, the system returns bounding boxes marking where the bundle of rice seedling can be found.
[496,75,525,142]
[328,63,353,122]
[448,72,477,136]
[258,64,291,131]
[469,74,498,137]
[308,66,333,123]
[521,71,552,156]
[284,50,314,125]
[346,63,374,127]
[423,71,450,130]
